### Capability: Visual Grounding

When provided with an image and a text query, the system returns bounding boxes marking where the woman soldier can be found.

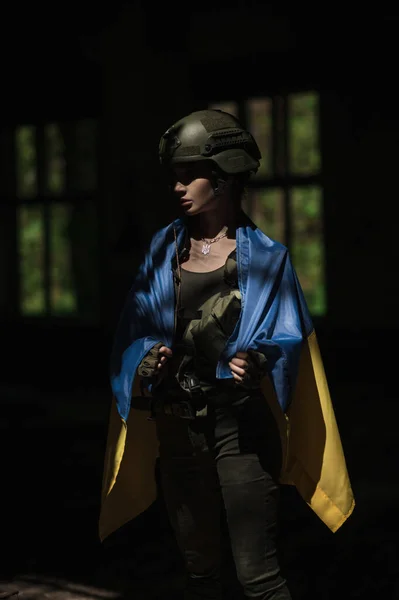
[99,109,355,600]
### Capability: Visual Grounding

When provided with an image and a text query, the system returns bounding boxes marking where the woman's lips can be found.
[180,200,193,207]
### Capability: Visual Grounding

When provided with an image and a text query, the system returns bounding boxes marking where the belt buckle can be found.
[173,400,195,420]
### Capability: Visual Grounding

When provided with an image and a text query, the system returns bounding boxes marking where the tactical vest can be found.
[164,248,241,397]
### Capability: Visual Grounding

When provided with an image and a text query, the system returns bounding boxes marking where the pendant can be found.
[201,242,211,255]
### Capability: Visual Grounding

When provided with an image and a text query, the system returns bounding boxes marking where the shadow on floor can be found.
[1,382,398,599]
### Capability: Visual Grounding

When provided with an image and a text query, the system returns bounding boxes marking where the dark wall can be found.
[1,5,397,389]
[1,4,398,595]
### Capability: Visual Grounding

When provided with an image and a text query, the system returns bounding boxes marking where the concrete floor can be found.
[1,380,398,599]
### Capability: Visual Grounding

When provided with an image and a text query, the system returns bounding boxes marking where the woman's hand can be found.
[157,346,173,372]
[138,343,173,378]
[229,351,249,384]
[229,350,268,387]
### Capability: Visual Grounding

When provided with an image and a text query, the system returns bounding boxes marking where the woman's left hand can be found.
[229,350,268,387]
[229,351,249,384]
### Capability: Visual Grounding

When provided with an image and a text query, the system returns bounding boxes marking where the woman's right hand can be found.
[137,342,173,378]
[157,346,173,373]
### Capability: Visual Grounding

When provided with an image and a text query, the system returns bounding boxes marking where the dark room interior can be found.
[1,3,398,599]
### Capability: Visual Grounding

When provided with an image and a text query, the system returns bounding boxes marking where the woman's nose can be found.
[174,180,186,193]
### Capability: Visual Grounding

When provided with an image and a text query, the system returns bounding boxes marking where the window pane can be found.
[288,92,320,175]
[246,97,272,178]
[60,119,98,192]
[50,204,77,314]
[51,201,100,320]
[45,123,66,194]
[18,205,45,314]
[291,186,325,315]
[15,126,37,197]
[208,101,239,118]
[245,188,285,244]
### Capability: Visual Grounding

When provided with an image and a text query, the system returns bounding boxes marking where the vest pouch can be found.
[190,289,241,367]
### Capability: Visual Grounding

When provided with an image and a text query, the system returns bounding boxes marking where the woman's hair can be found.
[212,167,251,213]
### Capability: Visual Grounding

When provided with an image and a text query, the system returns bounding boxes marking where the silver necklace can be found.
[201,230,228,255]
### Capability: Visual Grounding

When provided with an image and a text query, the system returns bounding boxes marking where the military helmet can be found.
[159,109,261,175]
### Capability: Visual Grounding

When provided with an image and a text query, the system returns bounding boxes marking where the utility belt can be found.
[148,375,262,422]
[153,398,197,421]
[149,371,209,421]
[147,361,258,421]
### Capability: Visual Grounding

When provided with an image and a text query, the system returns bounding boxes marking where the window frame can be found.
[1,118,101,324]
[208,88,326,318]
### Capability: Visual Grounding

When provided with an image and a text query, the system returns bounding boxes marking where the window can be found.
[209,93,325,315]
[11,120,100,319]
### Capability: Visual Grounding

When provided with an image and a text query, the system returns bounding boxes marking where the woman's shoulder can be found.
[240,216,288,255]
[255,228,287,253]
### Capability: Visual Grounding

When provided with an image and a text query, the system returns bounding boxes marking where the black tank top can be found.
[154,250,239,399]
[180,265,228,315]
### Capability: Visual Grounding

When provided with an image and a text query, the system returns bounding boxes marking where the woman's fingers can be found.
[157,355,168,370]
[157,346,173,370]
[229,361,246,376]
[229,355,249,370]
[231,371,244,383]
[159,346,173,358]
[229,352,249,383]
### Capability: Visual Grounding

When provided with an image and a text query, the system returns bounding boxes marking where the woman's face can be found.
[171,162,221,216]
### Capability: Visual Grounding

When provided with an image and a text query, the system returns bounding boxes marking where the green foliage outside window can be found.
[18,205,45,314]
[15,121,98,318]
[209,92,324,315]
[16,126,37,198]
[291,186,325,315]
[288,92,320,176]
